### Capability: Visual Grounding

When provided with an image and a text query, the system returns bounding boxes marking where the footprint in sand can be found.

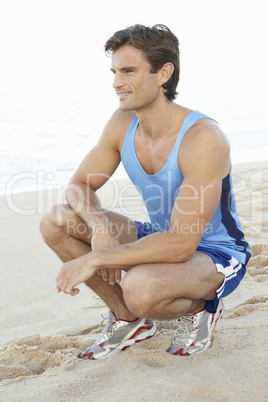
[225,295,268,318]
[247,243,268,281]
[0,333,96,385]
[223,243,268,319]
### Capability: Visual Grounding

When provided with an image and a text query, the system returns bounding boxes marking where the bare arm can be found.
[62,110,134,289]
[57,121,231,294]
[65,109,128,224]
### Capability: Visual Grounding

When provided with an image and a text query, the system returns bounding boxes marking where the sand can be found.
[1,161,268,401]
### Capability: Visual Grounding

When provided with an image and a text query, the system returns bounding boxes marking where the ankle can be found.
[186,300,205,315]
[113,310,138,322]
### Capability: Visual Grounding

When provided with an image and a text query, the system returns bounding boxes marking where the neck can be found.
[135,99,182,139]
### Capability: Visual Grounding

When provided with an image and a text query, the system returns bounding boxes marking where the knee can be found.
[39,204,66,247]
[122,267,155,318]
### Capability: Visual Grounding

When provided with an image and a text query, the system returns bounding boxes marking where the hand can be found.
[91,225,122,285]
[56,253,97,296]
[96,266,122,285]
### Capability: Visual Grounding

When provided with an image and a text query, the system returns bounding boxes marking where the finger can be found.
[60,278,70,294]
[56,268,64,292]
[115,268,122,284]
[66,285,80,296]
[57,266,72,294]
[71,288,80,296]
[101,268,109,282]
[64,278,76,295]
[61,276,80,296]
[56,273,64,293]
[57,263,70,292]
[108,268,116,285]
[96,269,101,275]
[56,275,66,293]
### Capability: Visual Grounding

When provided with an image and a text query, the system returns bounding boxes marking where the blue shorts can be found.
[135,221,247,314]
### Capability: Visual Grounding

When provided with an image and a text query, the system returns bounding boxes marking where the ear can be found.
[159,62,174,86]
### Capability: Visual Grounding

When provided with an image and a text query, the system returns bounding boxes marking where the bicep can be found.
[170,124,230,245]
[69,109,134,191]
[70,142,120,191]
[171,176,222,230]
[69,111,130,191]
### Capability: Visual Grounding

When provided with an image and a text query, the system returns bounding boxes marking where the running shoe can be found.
[168,300,223,356]
[78,311,158,360]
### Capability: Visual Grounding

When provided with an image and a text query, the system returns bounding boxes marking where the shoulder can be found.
[179,117,231,178]
[101,109,136,151]
[187,118,230,150]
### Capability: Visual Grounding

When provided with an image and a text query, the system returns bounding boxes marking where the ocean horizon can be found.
[1,90,267,195]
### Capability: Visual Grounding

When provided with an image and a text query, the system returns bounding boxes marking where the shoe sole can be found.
[95,324,158,360]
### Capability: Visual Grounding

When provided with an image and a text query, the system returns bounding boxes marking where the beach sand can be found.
[1,161,267,401]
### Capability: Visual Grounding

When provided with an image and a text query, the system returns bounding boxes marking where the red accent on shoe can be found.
[78,351,95,360]
[189,307,205,316]
[211,313,216,324]
[173,348,190,356]
[112,312,140,323]
[181,308,205,322]
[128,324,154,340]
[211,306,223,325]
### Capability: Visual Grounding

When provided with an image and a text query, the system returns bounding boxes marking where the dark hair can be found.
[104,24,180,101]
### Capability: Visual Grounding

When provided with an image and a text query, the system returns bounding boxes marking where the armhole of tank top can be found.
[121,115,138,161]
[165,111,199,171]
[168,111,215,171]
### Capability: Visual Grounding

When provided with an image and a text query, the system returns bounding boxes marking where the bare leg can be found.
[41,205,224,321]
[121,251,224,320]
[40,204,138,320]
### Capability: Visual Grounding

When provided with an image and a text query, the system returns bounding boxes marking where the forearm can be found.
[65,180,112,229]
[56,229,193,296]
[94,230,195,270]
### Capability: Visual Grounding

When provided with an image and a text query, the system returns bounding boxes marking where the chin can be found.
[119,103,133,112]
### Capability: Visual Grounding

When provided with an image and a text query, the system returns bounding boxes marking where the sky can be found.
[0,0,267,101]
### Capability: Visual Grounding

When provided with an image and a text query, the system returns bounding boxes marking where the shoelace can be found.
[173,315,196,344]
[94,313,114,344]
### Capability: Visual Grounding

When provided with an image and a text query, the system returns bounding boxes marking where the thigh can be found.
[48,204,138,245]
[103,209,138,245]
[123,251,224,302]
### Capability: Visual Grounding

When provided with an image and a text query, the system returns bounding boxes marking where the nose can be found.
[113,72,123,89]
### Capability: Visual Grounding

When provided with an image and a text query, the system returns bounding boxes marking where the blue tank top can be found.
[121,111,251,265]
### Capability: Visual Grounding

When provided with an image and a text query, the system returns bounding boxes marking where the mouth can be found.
[117,91,131,99]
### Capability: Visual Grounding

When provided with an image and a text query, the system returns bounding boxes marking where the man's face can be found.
[111,45,161,111]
